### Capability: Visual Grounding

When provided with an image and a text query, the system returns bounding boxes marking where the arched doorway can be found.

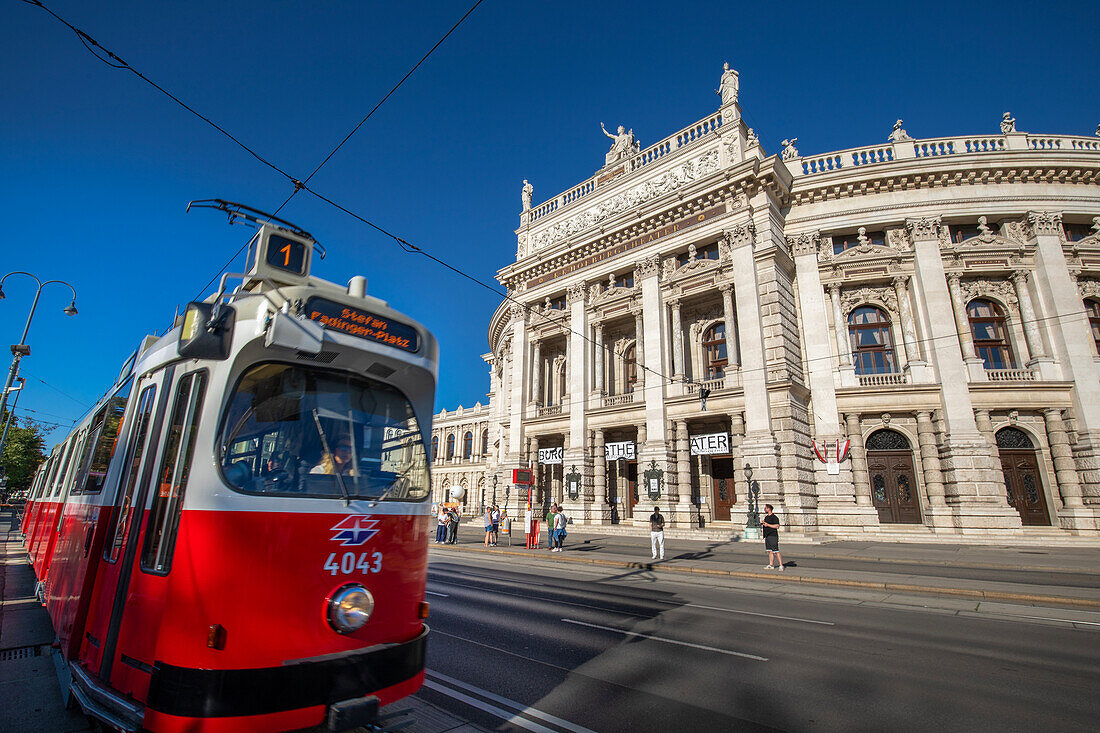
[865,429,922,524]
[996,427,1051,526]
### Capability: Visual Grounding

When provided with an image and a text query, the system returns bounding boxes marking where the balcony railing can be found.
[683,373,739,393]
[601,393,636,407]
[536,404,563,417]
[985,368,1036,382]
[857,372,909,387]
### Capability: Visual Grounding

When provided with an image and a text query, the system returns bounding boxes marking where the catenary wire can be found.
[25,0,1097,399]
[17,371,93,409]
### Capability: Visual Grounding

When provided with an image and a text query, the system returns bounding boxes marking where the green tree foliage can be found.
[0,413,48,493]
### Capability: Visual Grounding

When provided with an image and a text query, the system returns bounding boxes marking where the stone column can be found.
[675,420,693,520]
[638,254,672,476]
[893,275,928,382]
[528,435,540,507]
[670,297,684,379]
[1011,270,1058,380]
[1027,212,1100,520]
[829,284,853,368]
[530,340,542,406]
[720,283,739,369]
[592,429,608,522]
[974,409,1010,509]
[634,310,645,389]
[908,217,1020,530]
[1045,408,1084,509]
[567,283,588,490]
[947,273,986,381]
[844,413,870,506]
[593,323,605,395]
[914,411,948,515]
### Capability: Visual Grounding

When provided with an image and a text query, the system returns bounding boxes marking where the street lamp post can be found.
[0,272,79,462]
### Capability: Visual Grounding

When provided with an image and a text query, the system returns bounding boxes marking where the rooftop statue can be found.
[1001,112,1017,134]
[781,138,799,161]
[521,179,533,212]
[717,62,739,106]
[746,127,759,147]
[888,119,912,142]
[601,122,639,166]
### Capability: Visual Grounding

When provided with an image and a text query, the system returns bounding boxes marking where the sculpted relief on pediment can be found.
[527,150,721,252]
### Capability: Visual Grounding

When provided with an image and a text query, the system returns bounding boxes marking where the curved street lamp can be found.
[0,272,79,464]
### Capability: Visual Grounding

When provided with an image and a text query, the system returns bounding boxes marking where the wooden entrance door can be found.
[1000,449,1051,526]
[625,461,638,518]
[711,457,735,521]
[867,450,922,524]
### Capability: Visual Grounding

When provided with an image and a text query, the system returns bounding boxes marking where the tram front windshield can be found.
[220,363,429,501]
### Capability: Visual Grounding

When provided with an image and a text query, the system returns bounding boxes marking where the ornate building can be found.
[428,402,493,514]
[480,65,1100,540]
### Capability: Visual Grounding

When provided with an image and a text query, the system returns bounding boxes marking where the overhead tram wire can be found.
[27,1,1098,394]
[189,0,485,303]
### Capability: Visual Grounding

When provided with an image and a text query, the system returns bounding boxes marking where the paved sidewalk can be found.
[432,525,1100,609]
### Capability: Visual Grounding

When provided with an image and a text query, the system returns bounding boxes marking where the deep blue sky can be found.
[2,0,1097,447]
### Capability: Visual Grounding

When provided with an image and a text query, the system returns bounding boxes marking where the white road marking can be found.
[427,671,598,733]
[1016,614,1100,627]
[562,618,768,661]
[422,680,558,733]
[683,602,834,625]
[0,597,38,607]
[425,590,448,597]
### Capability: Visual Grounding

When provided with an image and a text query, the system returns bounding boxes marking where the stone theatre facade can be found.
[478,66,1100,539]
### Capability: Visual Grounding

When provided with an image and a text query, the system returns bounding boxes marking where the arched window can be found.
[996,426,1034,450]
[446,434,455,459]
[481,429,489,455]
[702,323,728,380]
[623,343,637,393]
[967,299,1015,369]
[431,435,439,462]
[848,306,897,375]
[462,431,473,459]
[1086,299,1100,356]
[865,429,910,451]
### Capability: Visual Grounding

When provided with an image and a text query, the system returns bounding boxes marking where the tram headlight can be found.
[327,584,374,634]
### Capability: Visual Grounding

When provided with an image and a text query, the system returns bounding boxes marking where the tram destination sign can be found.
[306,297,419,353]
[690,432,730,456]
[525,203,727,289]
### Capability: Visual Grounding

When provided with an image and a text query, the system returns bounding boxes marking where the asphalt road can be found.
[417,552,1100,733]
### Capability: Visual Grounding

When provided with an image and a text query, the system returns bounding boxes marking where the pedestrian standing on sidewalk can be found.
[552,507,568,552]
[484,505,495,547]
[649,506,665,560]
[489,504,501,546]
[763,504,783,570]
[545,504,558,551]
[446,506,460,544]
[435,505,448,544]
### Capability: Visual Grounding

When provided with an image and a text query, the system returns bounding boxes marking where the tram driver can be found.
[310,433,359,476]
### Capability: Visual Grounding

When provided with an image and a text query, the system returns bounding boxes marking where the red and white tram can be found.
[20,202,437,732]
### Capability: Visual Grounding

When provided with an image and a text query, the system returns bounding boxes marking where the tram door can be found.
[711,457,736,521]
[77,367,171,682]
[626,461,638,518]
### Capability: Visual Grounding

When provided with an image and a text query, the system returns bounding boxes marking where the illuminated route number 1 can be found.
[324,551,383,576]
[266,234,306,275]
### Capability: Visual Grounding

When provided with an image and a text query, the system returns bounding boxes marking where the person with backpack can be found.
[552,506,569,552]
[446,506,460,544]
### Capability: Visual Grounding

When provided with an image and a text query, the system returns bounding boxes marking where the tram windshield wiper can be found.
[312,409,351,507]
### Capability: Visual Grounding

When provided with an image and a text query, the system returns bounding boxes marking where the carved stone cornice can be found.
[636,254,662,279]
[1025,211,1064,239]
[905,216,944,242]
[723,222,756,250]
[786,231,820,258]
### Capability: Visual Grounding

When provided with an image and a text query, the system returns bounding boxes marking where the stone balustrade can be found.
[683,372,739,394]
[524,111,726,224]
[536,404,563,417]
[857,372,909,387]
[601,393,636,407]
[984,368,1036,382]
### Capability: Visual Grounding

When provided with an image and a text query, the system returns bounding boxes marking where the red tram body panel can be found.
[21,211,438,732]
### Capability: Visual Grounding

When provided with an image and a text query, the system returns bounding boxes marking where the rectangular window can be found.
[141,372,207,574]
[106,385,156,563]
[74,379,133,495]
[51,436,81,497]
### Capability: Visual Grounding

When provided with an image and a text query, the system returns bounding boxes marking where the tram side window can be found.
[51,435,81,498]
[142,372,207,574]
[79,379,133,494]
[106,385,156,563]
